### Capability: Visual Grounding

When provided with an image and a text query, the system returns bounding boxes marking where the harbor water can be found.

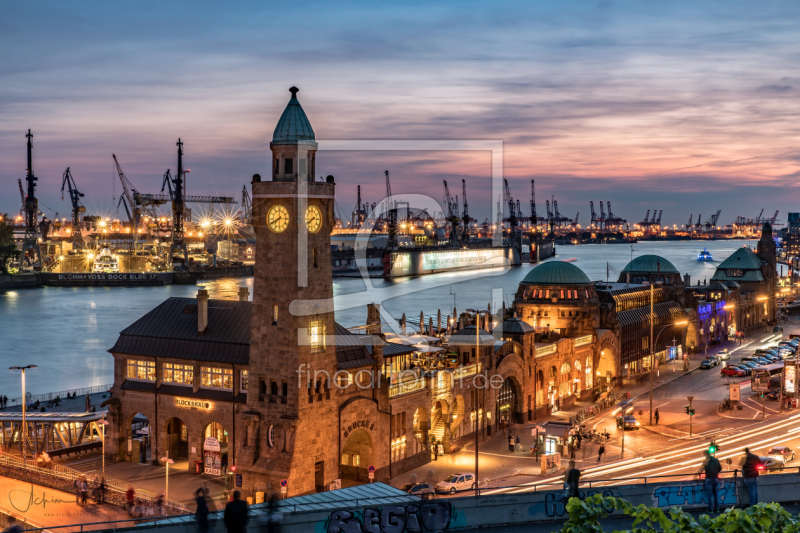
[0,240,769,396]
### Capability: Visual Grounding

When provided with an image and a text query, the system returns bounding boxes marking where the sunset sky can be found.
[2,1,799,226]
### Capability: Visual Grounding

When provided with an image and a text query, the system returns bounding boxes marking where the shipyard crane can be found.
[590,201,597,227]
[769,210,779,225]
[685,214,693,230]
[351,185,367,228]
[239,185,253,228]
[545,200,552,224]
[112,154,147,235]
[570,212,580,229]
[461,179,470,246]
[655,210,662,227]
[605,202,625,228]
[695,214,702,230]
[20,130,42,269]
[161,139,188,266]
[60,167,86,250]
[553,200,562,227]
[385,170,397,250]
[530,180,538,231]
[443,180,460,247]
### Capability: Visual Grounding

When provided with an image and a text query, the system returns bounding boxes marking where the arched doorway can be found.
[573,360,582,394]
[129,412,151,464]
[165,417,188,470]
[202,422,228,476]
[341,429,373,483]
[585,356,593,390]
[498,377,518,425]
[430,400,449,450]
[597,348,615,384]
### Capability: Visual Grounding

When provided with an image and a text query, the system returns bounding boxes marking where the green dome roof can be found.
[521,261,591,285]
[272,87,315,144]
[621,255,678,274]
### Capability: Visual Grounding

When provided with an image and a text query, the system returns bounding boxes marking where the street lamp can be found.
[9,365,37,460]
[100,415,109,477]
[161,455,174,503]
[648,322,685,425]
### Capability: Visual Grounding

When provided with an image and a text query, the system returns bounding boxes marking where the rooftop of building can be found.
[109,297,376,369]
[621,254,678,274]
[447,325,495,345]
[272,86,316,145]
[715,246,763,271]
[521,261,591,286]
[503,317,535,334]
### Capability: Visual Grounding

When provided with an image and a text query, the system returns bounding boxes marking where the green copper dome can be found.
[621,254,678,274]
[272,87,315,144]
[521,261,591,285]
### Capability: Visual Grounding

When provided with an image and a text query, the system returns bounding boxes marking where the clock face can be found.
[306,205,322,233]
[267,205,289,233]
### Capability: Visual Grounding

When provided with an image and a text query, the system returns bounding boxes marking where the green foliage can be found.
[0,214,20,274]
[559,493,800,533]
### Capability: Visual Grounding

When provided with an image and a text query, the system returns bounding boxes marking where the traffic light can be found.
[685,405,690,414]
[709,441,718,454]
[689,408,696,416]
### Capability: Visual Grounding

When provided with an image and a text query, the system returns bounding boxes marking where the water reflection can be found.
[0,240,761,395]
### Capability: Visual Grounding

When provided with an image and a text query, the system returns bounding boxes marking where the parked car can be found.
[767,446,795,463]
[734,365,752,375]
[403,482,435,499]
[436,473,476,493]
[716,350,730,361]
[700,360,715,370]
[721,366,746,377]
[774,326,784,333]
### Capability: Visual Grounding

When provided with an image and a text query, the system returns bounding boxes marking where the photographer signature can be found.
[10,484,68,512]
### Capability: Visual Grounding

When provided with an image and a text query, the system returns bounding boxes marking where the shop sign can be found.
[786,366,796,395]
[204,436,222,476]
[343,420,374,439]
[175,398,212,410]
[204,437,221,452]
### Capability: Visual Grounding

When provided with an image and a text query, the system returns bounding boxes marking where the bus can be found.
[751,362,784,392]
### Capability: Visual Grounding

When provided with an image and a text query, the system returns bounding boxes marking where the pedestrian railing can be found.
[7,384,113,407]
[389,377,427,397]
[0,453,189,515]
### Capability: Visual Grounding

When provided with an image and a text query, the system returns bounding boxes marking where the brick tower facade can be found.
[238,87,339,497]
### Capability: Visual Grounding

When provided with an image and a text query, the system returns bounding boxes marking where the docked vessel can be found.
[697,247,713,262]
[92,248,120,273]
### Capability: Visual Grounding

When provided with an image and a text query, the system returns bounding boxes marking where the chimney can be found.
[238,286,250,302]
[684,273,691,286]
[197,288,209,335]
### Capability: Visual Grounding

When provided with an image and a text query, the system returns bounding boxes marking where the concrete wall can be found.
[105,472,800,533]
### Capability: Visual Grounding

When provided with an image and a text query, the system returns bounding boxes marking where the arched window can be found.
[574,360,581,372]
[585,357,593,389]
[560,362,571,374]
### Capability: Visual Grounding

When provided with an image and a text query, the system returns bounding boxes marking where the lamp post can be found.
[649,321,689,425]
[100,414,109,477]
[9,365,37,461]
[161,455,174,503]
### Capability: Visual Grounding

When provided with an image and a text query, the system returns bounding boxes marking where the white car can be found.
[435,473,476,494]
[716,350,730,361]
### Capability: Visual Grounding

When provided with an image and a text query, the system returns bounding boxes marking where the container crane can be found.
[20,130,42,269]
[443,180,460,247]
[655,210,662,227]
[685,214,693,230]
[639,210,650,230]
[461,179,470,246]
[590,201,597,227]
[598,201,606,229]
[704,210,721,232]
[530,180,538,231]
[570,212,580,229]
[60,167,86,251]
[694,214,702,230]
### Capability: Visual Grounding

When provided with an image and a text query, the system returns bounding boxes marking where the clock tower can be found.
[240,87,338,496]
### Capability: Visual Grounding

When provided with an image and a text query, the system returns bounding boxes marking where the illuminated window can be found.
[201,367,233,389]
[240,370,249,393]
[163,363,193,385]
[309,320,325,353]
[127,360,155,381]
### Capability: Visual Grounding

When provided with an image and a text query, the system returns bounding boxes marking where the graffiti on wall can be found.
[323,501,464,533]
[652,481,737,508]
[528,490,616,518]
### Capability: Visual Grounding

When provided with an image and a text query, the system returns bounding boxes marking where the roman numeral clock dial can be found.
[306,205,322,233]
[267,204,289,233]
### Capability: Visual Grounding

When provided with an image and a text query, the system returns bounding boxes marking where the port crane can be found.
[351,185,368,228]
[639,210,650,229]
[385,170,397,250]
[605,202,626,229]
[598,201,607,229]
[685,214,693,231]
[704,210,721,232]
[590,201,597,227]
[461,179,470,246]
[443,180,460,247]
[60,168,86,251]
[570,212,580,229]
[530,180,539,232]
[694,214,702,231]
[20,130,42,270]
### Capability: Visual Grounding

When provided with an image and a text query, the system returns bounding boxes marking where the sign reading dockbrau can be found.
[343,420,374,439]
[56,273,160,280]
[422,249,505,271]
[175,398,212,410]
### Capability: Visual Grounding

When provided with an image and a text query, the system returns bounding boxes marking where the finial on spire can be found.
[289,86,299,97]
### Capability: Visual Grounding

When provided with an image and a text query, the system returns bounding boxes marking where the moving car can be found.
[767,446,795,462]
[774,326,784,333]
[435,473,476,494]
[760,456,785,472]
[402,482,435,499]
[622,415,640,430]
[716,350,730,361]
[700,360,715,369]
